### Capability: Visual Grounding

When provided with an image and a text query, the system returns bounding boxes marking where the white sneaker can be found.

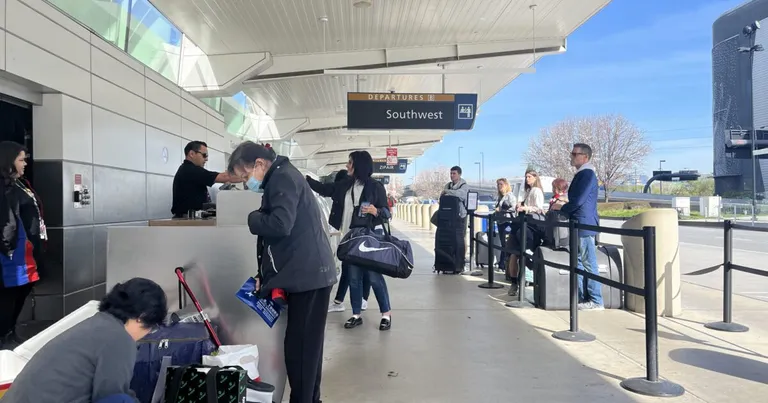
[328,302,346,313]
[362,300,369,311]
[578,301,605,311]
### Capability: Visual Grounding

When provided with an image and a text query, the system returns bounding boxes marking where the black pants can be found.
[0,283,33,338]
[284,286,332,403]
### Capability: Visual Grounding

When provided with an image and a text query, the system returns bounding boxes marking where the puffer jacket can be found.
[248,156,337,296]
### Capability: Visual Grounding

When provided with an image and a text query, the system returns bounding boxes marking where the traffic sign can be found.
[386,147,398,165]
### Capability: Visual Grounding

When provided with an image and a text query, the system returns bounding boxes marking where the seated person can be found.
[3,278,168,403]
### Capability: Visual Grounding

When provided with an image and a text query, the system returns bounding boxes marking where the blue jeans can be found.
[348,264,391,315]
[577,235,603,306]
[334,262,371,303]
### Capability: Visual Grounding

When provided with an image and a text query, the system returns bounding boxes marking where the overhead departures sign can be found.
[347,92,478,131]
[373,158,408,174]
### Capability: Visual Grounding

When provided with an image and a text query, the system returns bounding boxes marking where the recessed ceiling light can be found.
[353,0,372,8]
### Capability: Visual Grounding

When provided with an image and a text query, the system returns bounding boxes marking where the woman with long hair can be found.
[506,169,545,296]
[495,178,516,270]
[307,169,372,313]
[306,151,393,330]
[0,141,46,348]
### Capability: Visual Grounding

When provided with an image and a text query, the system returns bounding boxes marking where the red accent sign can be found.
[386,148,398,166]
[74,174,82,185]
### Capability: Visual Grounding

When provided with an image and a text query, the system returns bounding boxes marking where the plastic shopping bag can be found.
[203,345,260,381]
[236,277,282,328]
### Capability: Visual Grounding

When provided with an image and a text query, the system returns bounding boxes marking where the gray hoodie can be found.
[443,179,469,218]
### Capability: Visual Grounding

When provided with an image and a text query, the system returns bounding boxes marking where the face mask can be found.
[246,177,262,192]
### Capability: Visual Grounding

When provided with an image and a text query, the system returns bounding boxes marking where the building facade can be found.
[713,0,768,196]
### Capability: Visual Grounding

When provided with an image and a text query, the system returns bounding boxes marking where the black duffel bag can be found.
[337,225,414,279]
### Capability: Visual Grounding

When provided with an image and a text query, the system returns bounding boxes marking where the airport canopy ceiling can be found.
[151,0,611,173]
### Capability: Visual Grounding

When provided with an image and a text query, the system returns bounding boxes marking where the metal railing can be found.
[685,220,768,333]
[469,210,685,398]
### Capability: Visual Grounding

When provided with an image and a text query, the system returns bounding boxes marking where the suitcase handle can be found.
[175,267,222,348]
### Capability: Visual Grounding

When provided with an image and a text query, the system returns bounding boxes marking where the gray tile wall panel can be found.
[93,166,147,224]
[147,174,174,220]
[64,287,95,316]
[35,227,63,295]
[34,294,63,322]
[33,160,63,227]
[63,226,95,294]
[62,161,95,227]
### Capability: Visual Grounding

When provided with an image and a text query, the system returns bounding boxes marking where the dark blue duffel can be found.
[130,323,217,403]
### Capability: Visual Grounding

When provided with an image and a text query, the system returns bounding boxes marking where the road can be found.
[678,225,768,302]
[600,221,768,303]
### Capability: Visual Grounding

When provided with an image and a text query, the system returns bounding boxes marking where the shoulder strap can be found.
[205,366,220,403]
[166,365,194,403]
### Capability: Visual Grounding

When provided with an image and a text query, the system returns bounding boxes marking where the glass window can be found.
[46,0,130,47]
[201,97,222,112]
[126,0,182,83]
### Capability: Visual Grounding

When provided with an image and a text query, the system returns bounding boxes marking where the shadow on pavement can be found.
[669,348,768,385]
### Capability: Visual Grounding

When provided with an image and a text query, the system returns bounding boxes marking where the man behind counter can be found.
[171,141,241,217]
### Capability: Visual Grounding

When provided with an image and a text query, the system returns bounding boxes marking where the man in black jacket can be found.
[228,141,337,403]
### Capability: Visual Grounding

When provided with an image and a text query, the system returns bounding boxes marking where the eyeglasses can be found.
[571,152,585,157]
[196,151,208,158]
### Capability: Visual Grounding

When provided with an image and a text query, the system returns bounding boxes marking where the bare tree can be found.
[385,175,405,198]
[411,166,450,200]
[525,114,651,201]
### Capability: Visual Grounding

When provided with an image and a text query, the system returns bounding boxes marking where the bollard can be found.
[407,204,414,223]
[478,213,503,289]
[705,220,749,332]
[429,204,439,231]
[468,211,475,268]
[517,214,528,301]
[620,227,685,397]
[552,220,595,342]
[421,204,431,230]
[415,203,423,227]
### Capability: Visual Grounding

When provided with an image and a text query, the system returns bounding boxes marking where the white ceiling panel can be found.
[148,0,612,168]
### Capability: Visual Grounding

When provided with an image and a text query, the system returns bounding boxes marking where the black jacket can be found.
[248,156,337,295]
[306,176,390,231]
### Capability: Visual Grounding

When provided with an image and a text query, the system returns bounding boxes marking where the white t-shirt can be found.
[340,182,365,236]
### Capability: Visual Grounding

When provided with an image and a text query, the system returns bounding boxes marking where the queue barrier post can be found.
[506,214,534,309]
[478,212,503,289]
[620,226,685,397]
[468,211,476,270]
[552,219,595,342]
[705,220,750,332]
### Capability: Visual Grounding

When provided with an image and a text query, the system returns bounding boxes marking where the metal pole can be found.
[723,220,733,323]
[568,219,579,333]
[551,220,594,342]
[468,210,475,269]
[478,213,503,289]
[705,221,748,332]
[642,226,659,382]
[753,128,758,223]
[458,146,463,167]
[620,228,684,397]
[481,152,485,185]
[518,214,528,301]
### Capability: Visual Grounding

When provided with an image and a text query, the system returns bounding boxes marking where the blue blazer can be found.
[560,167,600,237]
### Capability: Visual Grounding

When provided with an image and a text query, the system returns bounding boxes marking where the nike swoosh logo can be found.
[358,242,387,253]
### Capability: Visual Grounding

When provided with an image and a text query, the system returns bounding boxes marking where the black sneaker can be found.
[379,317,391,331]
[344,316,363,329]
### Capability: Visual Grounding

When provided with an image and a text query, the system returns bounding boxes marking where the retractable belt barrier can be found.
[468,210,685,398]
[684,220,768,333]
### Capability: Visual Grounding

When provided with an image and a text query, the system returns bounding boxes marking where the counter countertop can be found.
[148,218,217,227]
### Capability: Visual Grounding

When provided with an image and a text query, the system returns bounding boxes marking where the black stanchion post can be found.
[552,220,595,342]
[621,226,685,397]
[705,220,749,332]
[468,211,475,270]
[517,214,528,301]
[479,212,503,289]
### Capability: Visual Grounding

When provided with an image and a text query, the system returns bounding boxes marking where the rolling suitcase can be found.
[434,195,466,274]
[532,245,623,310]
[475,231,501,268]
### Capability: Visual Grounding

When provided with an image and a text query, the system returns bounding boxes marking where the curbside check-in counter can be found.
[107,188,339,403]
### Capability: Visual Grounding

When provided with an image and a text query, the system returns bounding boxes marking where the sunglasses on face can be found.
[196,151,208,158]
[571,152,585,157]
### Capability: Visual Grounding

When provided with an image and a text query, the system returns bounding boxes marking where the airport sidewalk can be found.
[394,219,768,403]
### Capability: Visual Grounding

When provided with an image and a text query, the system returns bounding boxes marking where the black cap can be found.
[227,141,277,173]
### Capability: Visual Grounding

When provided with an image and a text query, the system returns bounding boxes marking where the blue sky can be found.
[405,0,744,183]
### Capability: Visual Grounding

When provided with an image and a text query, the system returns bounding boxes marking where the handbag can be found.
[164,365,247,403]
[336,225,414,279]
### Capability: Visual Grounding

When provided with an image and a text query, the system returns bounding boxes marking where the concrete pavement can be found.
[394,220,768,402]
